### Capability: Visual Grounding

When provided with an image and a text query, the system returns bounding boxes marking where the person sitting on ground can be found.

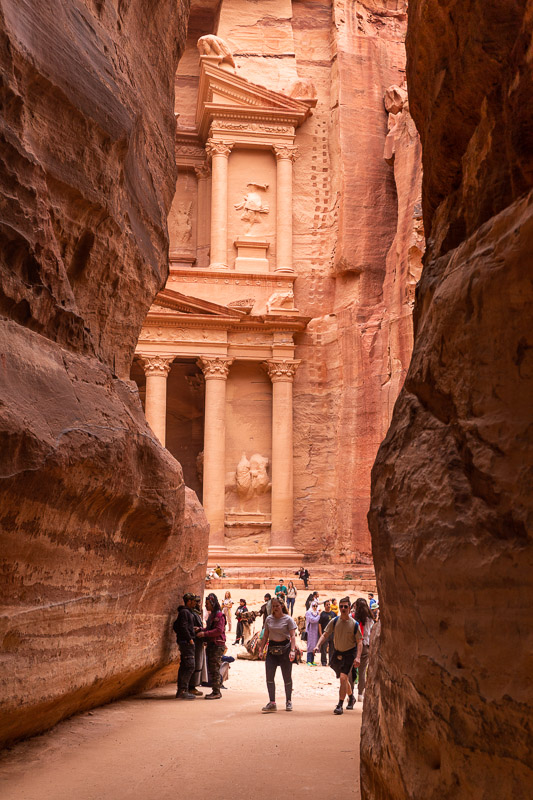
[233,598,248,645]
[314,596,362,715]
[305,601,321,664]
[286,580,297,616]
[274,578,288,598]
[194,592,226,699]
[305,590,320,611]
[173,593,199,700]
[259,596,297,712]
[260,593,272,626]
[354,597,375,702]
[330,598,339,615]
[318,599,337,666]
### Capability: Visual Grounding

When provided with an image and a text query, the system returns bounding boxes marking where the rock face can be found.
[0,0,208,746]
[362,2,533,798]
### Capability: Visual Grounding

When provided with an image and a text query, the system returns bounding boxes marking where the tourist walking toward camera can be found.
[354,597,374,701]
[195,592,226,699]
[259,596,297,712]
[286,581,297,616]
[314,596,362,714]
[173,593,198,700]
[222,591,233,632]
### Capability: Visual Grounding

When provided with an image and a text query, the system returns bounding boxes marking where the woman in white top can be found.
[222,591,233,632]
[286,580,297,616]
[259,596,297,712]
[354,597,375,701]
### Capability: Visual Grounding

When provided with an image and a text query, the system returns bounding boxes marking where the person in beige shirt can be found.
[314,596,362,715]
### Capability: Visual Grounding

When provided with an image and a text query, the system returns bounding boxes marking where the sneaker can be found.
[188,688,203,697]
[333,702,344,715]
[176,690,196,700]
[285,701,293,712]
[262,701,277,713]
[346,695,355,710]
[205,690,222,699]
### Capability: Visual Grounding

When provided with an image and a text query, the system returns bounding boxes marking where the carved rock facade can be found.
[362,2,533,797]
[0,0,208,746]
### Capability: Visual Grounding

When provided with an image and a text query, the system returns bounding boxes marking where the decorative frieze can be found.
[212,120,293,135]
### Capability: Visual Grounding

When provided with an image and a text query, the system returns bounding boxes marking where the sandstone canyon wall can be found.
[362,1,533,798]
[172,0,422,563]
[0,0,208,746]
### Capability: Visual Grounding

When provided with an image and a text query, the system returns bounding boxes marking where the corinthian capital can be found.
[140,355,174,377]
[205,139,234,159]
[194,162,211,180]
[273,144,299,162]
[262,359,300,382]
[197,356,234,379]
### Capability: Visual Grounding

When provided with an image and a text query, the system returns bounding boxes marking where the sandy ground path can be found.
[0,586,364,800]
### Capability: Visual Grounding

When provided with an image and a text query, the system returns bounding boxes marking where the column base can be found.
[209,262,229,270]
[274,267,295,274]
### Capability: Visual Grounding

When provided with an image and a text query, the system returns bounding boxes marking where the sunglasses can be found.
[339,604,350,609]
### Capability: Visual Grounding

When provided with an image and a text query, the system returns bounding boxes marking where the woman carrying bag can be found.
[259,596,297,712]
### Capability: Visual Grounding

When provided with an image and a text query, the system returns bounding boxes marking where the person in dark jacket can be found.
[195,592,226,699]
[173,593,198,700]
[188,595,205,696]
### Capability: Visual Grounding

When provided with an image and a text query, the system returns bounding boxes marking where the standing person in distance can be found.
[259,596,297,712]
[305,601,321,665]
[303,568,310,589]
[274,578,288,598]
[314,596,362,714]
[330,598,339,615]
[222,591,233,632]
[260,593,272,627]
[286,580,297,616]
[318,599,337,666]
[173,593,198,700]
[233,598,248,645]
[305,590,319,611]
[188,594,205,697]
[353,597,375,701]
[195,592,226,699]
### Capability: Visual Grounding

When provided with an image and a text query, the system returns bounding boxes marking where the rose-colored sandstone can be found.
[0,0,208,747]
[362,2,533,798]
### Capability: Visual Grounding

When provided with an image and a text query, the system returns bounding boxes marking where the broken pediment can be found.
[149,288,248,318]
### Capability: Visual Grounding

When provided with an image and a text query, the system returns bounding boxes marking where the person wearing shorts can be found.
[314,595,362,715]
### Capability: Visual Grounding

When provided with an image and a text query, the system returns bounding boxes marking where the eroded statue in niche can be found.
[197,35,236,69]
[266,289,295,313]
[234,452,271,502]
[234,183,269,235]
[171,201,193,246]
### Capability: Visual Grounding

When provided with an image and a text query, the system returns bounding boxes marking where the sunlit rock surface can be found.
[362,1,533,797]
[0,0,208,746]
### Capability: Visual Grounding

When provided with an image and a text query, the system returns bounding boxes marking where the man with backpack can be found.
[314,595,362,715]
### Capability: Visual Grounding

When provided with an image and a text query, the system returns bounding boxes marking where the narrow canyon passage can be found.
[0,657,360,800]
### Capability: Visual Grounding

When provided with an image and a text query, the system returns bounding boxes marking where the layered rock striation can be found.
[362,2,533,797]
[0,0,208,746]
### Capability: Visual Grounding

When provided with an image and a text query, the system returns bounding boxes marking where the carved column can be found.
[194,163,211,268]
[263,359,300,553]
[197,356,234,552]
[142,355,174,446]
[274,145,298,274]
[205,139,234,270]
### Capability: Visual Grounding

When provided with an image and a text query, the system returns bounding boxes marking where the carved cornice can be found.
[197,356,234,379]
[139,354,174,377]
[205,139,234,158]
[262,359,301,382]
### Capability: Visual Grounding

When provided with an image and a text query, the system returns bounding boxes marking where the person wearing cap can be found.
[314,596,362,715]
[172,593,198,700]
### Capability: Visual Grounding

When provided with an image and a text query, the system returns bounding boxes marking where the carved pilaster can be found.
[194,163,211,180]
[197,356,234,380]
[263,359,300,382]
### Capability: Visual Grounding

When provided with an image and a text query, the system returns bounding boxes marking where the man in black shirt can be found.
[172,593,198,700]
[318,600,336,666]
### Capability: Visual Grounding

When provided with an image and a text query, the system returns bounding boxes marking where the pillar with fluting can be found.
[194,162,211,268]
[141,355,174,446]
[274,145,298,274]
[263,359,301,553]
[198,356,234,553]
[205,139,233,270]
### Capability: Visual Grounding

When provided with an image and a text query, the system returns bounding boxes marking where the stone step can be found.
[205,576,377,593]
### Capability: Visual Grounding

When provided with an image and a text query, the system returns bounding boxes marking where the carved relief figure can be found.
[266,289,295,313]
[234,453,271,502]
[197,35,236,68]
[173,201,193,245]
[234,183,269,235]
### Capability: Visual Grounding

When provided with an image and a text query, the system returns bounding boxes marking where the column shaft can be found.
[206,140,233,270]
[274,146,297,274]
[142,356,173,446]
[195,163,210,268]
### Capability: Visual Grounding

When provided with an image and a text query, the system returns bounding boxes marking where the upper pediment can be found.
[196,59,311,139]
[149,288,247,319]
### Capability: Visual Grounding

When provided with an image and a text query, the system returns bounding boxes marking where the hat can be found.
[183,592,195,602]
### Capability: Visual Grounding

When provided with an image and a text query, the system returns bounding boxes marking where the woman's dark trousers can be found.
[265,650,293,702]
